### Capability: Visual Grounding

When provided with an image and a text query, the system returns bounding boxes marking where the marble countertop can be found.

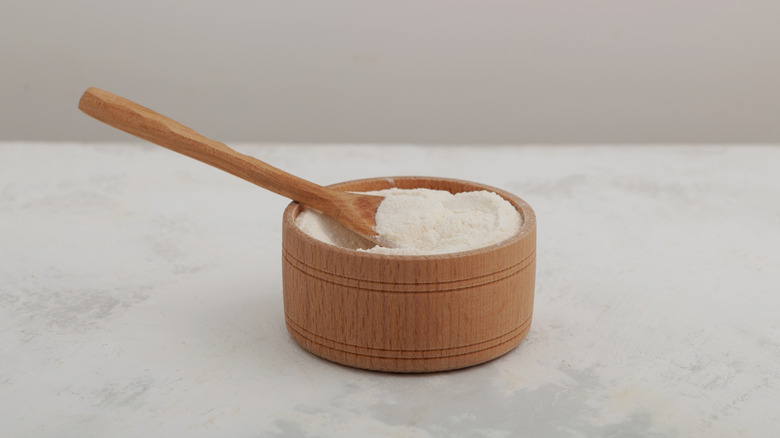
[1,143,778,437]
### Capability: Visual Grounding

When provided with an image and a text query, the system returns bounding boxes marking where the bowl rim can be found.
[283,176,536,260]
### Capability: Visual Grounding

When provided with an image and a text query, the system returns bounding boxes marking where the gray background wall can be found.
[2,0,779,144]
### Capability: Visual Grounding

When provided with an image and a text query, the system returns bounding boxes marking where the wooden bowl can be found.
[282,177,536,373]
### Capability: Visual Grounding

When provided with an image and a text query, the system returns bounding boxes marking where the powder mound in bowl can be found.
[295,188,522,255]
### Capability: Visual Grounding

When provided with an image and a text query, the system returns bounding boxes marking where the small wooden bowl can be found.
[282,177,536,373]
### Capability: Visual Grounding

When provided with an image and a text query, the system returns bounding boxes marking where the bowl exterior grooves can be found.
[282,177,536,372]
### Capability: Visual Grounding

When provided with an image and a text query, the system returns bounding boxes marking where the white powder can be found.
[295,188,522,255]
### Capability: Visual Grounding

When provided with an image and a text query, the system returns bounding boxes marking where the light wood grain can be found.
[78,87,384,240]
[282,177,537,373]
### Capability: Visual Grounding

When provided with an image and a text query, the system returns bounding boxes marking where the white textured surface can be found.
[1,143,779,437]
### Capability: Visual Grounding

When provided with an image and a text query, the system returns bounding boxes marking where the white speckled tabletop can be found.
[1,143,779,437]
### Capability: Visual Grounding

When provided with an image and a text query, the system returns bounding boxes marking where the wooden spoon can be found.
[78,87,386,245]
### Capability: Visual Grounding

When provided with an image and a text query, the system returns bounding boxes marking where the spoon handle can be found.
[79,87,349,217]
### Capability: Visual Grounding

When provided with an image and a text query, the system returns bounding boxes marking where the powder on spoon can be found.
[295,188,522,255]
